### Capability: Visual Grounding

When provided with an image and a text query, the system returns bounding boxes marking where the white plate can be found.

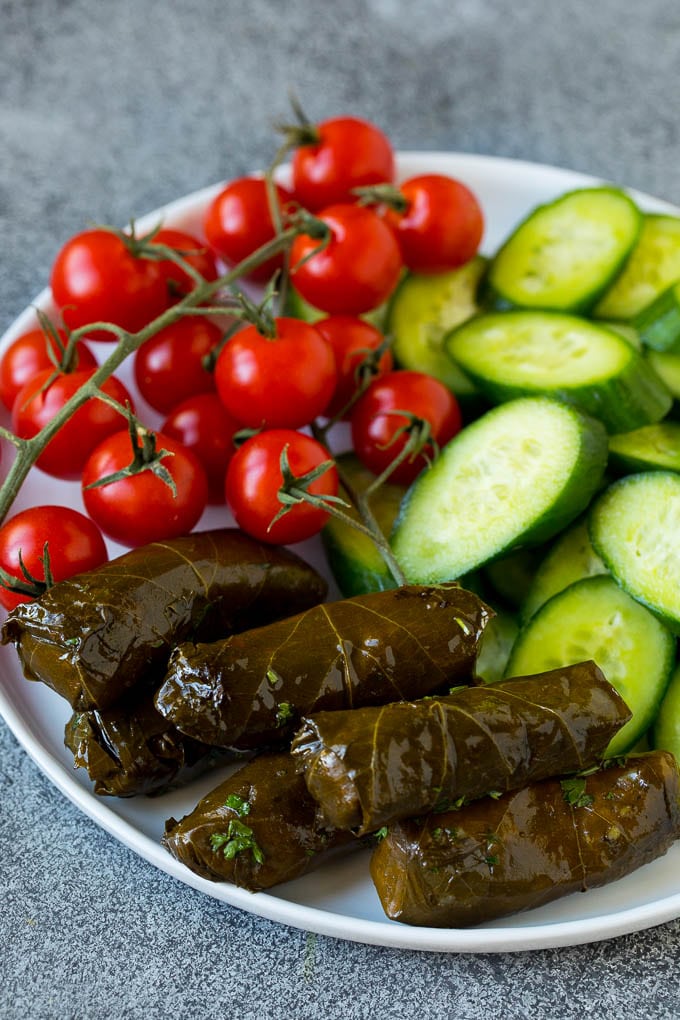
[2,153,680,954]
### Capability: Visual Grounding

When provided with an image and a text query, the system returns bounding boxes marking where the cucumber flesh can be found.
[507,575,675,756]
[652,663,680,764]
[391,396,608,583]
[446,310,672,433]
[594,214,680,320]
[475,608,519,684]
[608,422,680,475]
[634,280,680,353]
[484,187,641,313]
[483,546,545,610]
[386,257,486,397]
[521,517,608,623]
[646,349,680,399]
[589,471,680,631]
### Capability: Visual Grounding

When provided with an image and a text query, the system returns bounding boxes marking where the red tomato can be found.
[350,370,462,485]
[314,315,393,419]
[214,317,336,429]
[225,429,338,545]
[0,505,108,611]
[384,175,484,273]
[151,228,219,300]
[0,327,97,411]
[291,116,395,211]
[12,368,134,479]
[204,178,293,283]
[50,229,169,338]
[134,315,222,413]
[162,393,239,504]
[82,430,208,547]
[290,204,402,315]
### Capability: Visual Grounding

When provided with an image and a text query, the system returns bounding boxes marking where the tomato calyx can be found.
[269,443,346,532]
[353,183,410,215]
[33,310,85,376]
[83,414,177,497]
[0,542,53,599]
[274,94,320,151]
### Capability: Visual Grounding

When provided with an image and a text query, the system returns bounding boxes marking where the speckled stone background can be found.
[3,1,680,1017]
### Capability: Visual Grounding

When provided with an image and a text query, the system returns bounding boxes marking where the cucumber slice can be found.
[386,256,486,397]
[521,517,608,623]
[652,663,680,764]
[506,575,675,756]
[589,471,680,631]
[321,453,406,597]
[475,608,519,684]
[446,310,672,433]
[608,423,680,474]
[646,349,680,399]
[391,396,608,583]
[483,546,545,610]
[483,187,641,313]
[594,214,680,320]
[284,283,389,331]
[634,280,680,352]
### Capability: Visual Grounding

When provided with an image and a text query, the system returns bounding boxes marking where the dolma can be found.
[162,752,355,891]
[155,584,492,749]
[2,528,327,711]
[370,751,680,927]
[64,689,236,797]
[292,661,631,834]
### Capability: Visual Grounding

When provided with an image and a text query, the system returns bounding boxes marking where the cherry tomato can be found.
[151,228,219,301]
[0,327,97,411]
[384,174,484,273]
[290,204,402,315]
[134,315,222,414]
[314,315,393,419]
[225,429,338,545]
[204,178,293,283]
[214,317,336,429]
[82,430,208,547]
[50,229,169,338]
[0,505,108,611]
[350,370,462,485]
[12,369,134,479]
[162,393,239,504]
[291,116,395,211]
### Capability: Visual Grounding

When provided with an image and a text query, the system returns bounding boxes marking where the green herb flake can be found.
[374,826,389,842]
[485,854,500,867]
[275,701,295,727]
[266,667,281,687]
[224,793,251,817]
[454,616,472,636]
[210,818,265,865]
[561,776,595,809]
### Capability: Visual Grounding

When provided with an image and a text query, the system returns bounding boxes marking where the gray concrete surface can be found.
[2,0,680,1016]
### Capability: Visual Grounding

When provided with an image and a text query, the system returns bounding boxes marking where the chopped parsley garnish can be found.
[275,701,294,727]
[266,667,281,687]
[224,793,250,817]
[210,819,265,865]
[374,826,388,842]
[561,776,595,809]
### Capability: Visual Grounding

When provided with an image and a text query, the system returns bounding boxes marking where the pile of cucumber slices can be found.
[326,185,680,761]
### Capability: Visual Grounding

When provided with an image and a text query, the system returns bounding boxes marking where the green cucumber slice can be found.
[652,663,680,764]
[506,575,675,756]
[589,471,680,631]
[446,310,672,433]
[483,187,641,313]
[608,422,680,474]
[594,214,680,320]
[634,280,680,352]
[483,546,546,610]
[321,453,406,597]
[475,608,519,684]
[386,256,486,397]
[521,517,608,622]
[391,396,608,583]
[646,349,680,399]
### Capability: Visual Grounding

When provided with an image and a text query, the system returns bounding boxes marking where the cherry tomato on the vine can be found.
[314,315,393,419]
[82,430,208,547]
[225,429,338,545]
[291,116,395,211]
[50,229,169,338]
[291,204,402,315]
[0,327,97,411]
[350,370,462,485]
[384,174,484,273]
[151,228,219,301]
[204,178,293,283]
[134,315,222,414]
[214,317,336,429]
[162,393,240,504]
[12,368,134,480]
[0,506,108,611]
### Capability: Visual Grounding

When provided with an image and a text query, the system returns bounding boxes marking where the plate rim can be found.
[2,150,680,954]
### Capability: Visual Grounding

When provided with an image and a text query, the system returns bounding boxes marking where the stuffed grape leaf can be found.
[2,528,327,711]
[370,751,680,927]
[292,661,631,833]
[155,584,492,749]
